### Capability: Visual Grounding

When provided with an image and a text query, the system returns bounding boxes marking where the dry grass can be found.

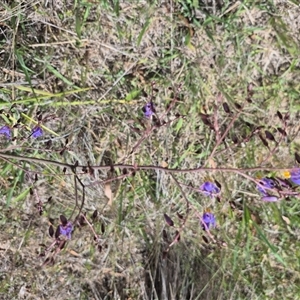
[1,0,300,299]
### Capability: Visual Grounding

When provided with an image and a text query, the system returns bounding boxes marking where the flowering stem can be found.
[170,174,216,242]
[0,152,297,175]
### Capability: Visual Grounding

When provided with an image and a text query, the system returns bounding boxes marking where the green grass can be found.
[0,0,300,299]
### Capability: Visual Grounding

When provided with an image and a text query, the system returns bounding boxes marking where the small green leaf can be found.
[12,187,31,204]
[137,18,152,47]
[75,11,83,39]
[175,118,183,134]
[46,64,80,88]
[243,204,251,226]
[125,89,141,101]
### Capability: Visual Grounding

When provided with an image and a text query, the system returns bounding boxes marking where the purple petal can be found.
[261,195,278,202]
[291,177,300,185]
[201,212,216,230]
[31,126,43,138]
[290,169,300,185]
[59,221,73,239]
[200,182,220,197]
[142,102,155,118]
[257,178,276,195]
[0,125,11,138]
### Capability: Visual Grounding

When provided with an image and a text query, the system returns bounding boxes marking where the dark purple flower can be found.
[31,126,43,138]
[257,178,276,196]
[201,212,216,230]
[0,125,11,138]
[59,221,73,239]
[199,182,220,197]
[142,102,155,118]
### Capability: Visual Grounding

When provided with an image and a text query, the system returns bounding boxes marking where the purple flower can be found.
[201,212,216,230]
[256,178,280,202]
[0,125,11,138]
[59,222,73,239]
[31,126,43,138]
[199,182,220,197]
[142,102,155,118]
[289,169,300,185]
[257,178,276,196]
